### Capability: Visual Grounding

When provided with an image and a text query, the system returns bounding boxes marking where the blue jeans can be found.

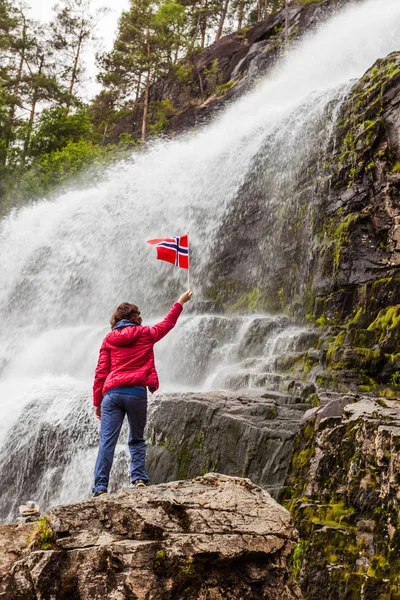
[93,390,149,493]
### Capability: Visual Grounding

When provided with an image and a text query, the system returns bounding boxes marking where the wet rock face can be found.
[202,53,400,321]
[0,474,301,600]
[147,389,315,498]
[0,394,98,522]
[310,53,400,326]
[301,55,400,388]
[283,396,400,600]
[203,52,400,388]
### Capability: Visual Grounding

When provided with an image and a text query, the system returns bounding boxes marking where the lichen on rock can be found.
[283,396,400,599]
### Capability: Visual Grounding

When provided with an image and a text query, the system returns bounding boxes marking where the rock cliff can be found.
[206,52,400,318]
[283,395,400,599]
[307,53,400,390]
[203,51,400,394]
[0,474,301,600]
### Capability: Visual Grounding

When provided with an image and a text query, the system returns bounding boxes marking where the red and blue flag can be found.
[147,234,189,269]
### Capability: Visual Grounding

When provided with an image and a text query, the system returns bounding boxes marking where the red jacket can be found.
[93,302,183,406]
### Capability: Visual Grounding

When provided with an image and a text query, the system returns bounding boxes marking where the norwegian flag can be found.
[147,234,189,269]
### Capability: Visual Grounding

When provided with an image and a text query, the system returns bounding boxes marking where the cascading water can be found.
[0,0,400,520]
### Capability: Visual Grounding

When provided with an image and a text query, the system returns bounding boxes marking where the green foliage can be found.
[148,99,175,135]
[277,287,285,310]
[335,331,346,346]
[368,305,400,334]
[203,59,221,95]
[33,517,56,550]
[390,372,400,387]
[96,0,196,141]
[303,422,315,442]
[0,0,104,207]
[180,559,195,576]
[230,286,262,313]
[175,62,193,85]
[154,0,186,28]
[216,79,238,97]
[207,279,246,309]
[291,540,306,579]
[153,549,167,573]
[292,447,313,470]
[29,107,98,157]
[324,502,355,525]
[333,213,362,266]
[392,162,400,173]
[367,555,391,578]
[177,444,191,479]
[309,394,321,408]
[335,54,400,191]
[19,139,108,199]
[118,133,138,148]
[0,0,327,208]
[347,306,365,327]
[51,0,104,104]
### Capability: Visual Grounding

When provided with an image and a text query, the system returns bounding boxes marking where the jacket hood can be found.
[106,322,143,347]
[113,319,137,330]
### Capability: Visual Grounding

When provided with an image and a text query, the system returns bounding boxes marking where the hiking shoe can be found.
[93,490,107,498]
[131,479,147,489]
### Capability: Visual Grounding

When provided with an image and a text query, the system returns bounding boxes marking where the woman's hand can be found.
[94,406,101,420]
[178,290,193,305]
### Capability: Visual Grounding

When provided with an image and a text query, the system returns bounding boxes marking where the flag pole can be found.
[187,231,190,289]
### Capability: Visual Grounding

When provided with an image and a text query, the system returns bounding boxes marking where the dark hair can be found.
[110,302,142,328]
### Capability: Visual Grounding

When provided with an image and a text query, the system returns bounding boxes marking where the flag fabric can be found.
[147,234,189,269]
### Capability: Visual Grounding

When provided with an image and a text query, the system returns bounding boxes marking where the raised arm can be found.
[93,345,111,408]
[150,290,192,343]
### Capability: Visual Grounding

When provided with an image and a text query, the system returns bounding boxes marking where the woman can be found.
[92,290,192,496]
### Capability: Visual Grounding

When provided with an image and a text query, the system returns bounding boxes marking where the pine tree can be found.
[98,0,189,141]
[20,22,68,162]
[0,2,71,201]
[51,0,107,110]
[0,1,29,165]
[215,0,229,41]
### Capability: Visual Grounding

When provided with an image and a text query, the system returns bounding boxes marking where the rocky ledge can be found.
[0,473,301,600]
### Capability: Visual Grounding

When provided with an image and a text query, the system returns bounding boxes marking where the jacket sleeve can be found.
[149,302,183,343]
[93,344,111,407]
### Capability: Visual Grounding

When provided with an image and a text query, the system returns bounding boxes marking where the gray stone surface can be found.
[147,390,313,498]
[0,474,302,600]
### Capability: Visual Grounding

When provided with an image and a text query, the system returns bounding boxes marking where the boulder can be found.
[0,474,302,600]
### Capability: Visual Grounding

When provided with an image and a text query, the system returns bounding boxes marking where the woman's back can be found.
[93,302,183,403]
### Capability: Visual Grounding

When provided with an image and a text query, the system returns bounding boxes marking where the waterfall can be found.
[1,0,400,520]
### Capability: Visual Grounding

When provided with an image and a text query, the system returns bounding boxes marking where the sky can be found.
[26,0,130,99]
